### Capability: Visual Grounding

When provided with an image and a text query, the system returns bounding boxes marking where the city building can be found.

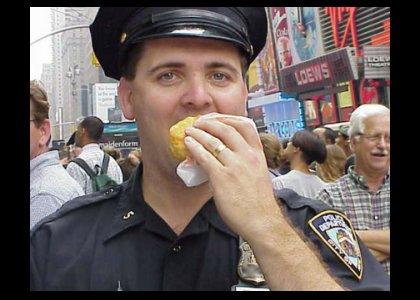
[48,7,117,142]
[247,7,390,138]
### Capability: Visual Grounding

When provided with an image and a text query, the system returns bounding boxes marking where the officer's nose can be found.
[180,75,213,111]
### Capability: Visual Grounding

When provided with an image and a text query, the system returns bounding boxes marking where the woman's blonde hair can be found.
[259,133,283,169]
[316,144,347,182]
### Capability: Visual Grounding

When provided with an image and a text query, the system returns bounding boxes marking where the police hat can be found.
[90,7,267,80]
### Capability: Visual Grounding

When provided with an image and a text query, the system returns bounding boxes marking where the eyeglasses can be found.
[358,133,390,144]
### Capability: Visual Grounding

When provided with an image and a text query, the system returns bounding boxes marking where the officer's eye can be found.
[160,72,175,81]
[212,72,227,81]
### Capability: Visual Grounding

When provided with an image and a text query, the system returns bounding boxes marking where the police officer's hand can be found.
[184,114,282,240]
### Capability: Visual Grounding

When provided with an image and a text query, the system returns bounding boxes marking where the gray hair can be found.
[348,104,390,138]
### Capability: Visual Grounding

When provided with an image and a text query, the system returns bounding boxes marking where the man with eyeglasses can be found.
[30,81,85,229]
[317,104,390,275]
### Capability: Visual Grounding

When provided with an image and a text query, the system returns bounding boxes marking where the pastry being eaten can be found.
[169,116,199,161]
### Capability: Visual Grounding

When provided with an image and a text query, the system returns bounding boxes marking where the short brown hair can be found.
[292,130,327,165]
[30,80,50,128]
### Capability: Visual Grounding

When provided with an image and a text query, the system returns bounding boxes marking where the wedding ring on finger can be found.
[211,143,227,158]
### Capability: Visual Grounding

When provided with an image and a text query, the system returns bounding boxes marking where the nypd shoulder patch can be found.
[308,210,363,280]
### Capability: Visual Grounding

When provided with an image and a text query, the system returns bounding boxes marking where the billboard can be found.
[304,100,321,127]
[269,7,293,69]
[92,83,118,122]
[363,46,390,79]
[248,93,305,140]
[247,10,280,98]
[99,122,139,157]
[286,7,324,64]
[278,48,358,93]
[319,94,338,124]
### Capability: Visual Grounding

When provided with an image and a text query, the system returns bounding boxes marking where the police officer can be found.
[30,7,389,291]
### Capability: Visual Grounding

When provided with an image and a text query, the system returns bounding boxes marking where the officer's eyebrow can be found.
[146,62,185,75]
[205,62,241,76]
[146,61,241,76]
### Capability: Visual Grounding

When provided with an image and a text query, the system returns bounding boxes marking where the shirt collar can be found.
[30,150,60,173]
[82,143,100,151]
[103,164,236,243]
[348,165,390,189]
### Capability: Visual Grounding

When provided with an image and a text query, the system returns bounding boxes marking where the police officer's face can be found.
[351,114,390,175]
[119,37,248,170]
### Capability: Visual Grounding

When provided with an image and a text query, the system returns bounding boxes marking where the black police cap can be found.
[90,7,267,80]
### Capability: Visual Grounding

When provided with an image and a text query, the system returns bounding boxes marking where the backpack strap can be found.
[71,158,97,179]
[101,153,110,175]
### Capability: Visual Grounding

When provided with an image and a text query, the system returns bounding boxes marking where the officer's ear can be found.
[118,78,136,120]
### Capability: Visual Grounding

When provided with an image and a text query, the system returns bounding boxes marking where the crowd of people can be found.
[30,81,141,228]
[30,7,390,291]
[260,104,390,276]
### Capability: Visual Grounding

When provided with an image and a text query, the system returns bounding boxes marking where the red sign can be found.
[295,62,331,86]
[279,48,357,93]
[319,94,338,124]
[325,7,360,56]
[269,7,293,68]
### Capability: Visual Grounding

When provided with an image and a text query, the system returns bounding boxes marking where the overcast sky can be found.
[30,7,52,80]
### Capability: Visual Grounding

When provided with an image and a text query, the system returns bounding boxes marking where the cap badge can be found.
[171,27,205,35]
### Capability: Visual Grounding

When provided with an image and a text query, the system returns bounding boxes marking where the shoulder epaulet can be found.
[30,184,123,235]
[275,188,331,212]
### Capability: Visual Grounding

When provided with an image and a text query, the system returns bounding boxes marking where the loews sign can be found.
[279,47,358,93]
[363,46,390,78]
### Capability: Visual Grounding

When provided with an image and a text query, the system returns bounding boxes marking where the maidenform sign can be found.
[363,46,390,79]
[278,47,358,94]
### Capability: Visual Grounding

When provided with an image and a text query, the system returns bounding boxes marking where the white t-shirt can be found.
[272,170,327,199]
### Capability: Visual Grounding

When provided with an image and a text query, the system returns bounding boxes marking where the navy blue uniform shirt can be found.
[30,165,390,291]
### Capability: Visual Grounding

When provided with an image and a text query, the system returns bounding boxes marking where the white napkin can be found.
[176,113,258,187]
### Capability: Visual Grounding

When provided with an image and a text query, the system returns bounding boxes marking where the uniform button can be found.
[373,215,379,220]
[172,245,182,253]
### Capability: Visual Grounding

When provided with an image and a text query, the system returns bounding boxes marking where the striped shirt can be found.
[316,166,390,274]
[66,143,123,195]
[30,150,85,229]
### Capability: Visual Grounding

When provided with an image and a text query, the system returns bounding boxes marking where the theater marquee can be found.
[278,47,358,94]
